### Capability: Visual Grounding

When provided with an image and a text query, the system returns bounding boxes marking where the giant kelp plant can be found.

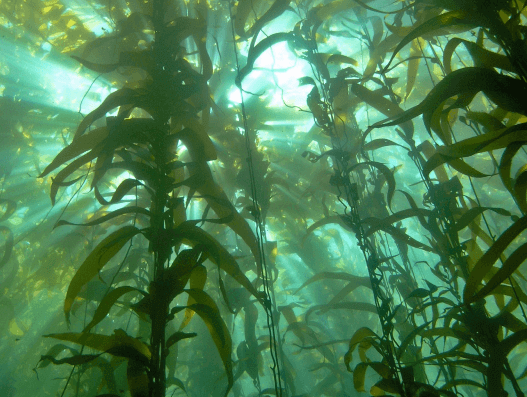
[2,0,527,396]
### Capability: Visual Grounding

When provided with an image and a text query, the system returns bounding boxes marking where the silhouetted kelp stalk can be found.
[37,0,268,396]
[357,0,527,396]
[232,0,527,395]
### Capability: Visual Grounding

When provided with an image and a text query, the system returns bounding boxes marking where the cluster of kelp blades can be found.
[34,3,268,397]
[284,0,527,396]
[236,0,527,396]
[21,0,527,396]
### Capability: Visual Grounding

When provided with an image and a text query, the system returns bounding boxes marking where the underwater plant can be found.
[2,0,527,396]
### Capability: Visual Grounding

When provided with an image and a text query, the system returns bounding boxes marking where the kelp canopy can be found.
[2,0,527,396]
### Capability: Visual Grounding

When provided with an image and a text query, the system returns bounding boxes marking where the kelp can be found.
[2,0,527,396]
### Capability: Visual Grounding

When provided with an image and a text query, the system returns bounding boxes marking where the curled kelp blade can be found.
[368,67,527,134]
[72,50,155,76]
[83,286,146,333]
[44,328,151,363]
[344,327,379,371]
[464,215,527,304]
[346,161,395,209]
[236,32,306,87]
[64,226,141,324]
[382,10,477,73]
[184,289,233,397]
[443,38,514,74]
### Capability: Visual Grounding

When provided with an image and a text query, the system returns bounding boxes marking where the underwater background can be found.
[1,0,527,396]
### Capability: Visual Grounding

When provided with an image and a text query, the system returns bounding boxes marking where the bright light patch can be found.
[61,0,116,37]
[228,87,242,104]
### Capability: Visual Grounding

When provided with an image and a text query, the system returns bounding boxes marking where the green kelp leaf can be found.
[303,216,350,244]
[424,280,439,293]
[513,166,527,213]
[246,0,292,38]
[96,179,145,206]
[55,206,150,229]
[362,32,402,79]
[38,344,79,368]
[159,247,206,306]
[64,226,141,324]
[72,50,155,76]
[311,0,360,25]
[0,199,16,222]
[71,56,120,73]
[108,160,159,187]
[316,302,377,316]
[443,38,514,74]
[44,329,151,362]
[351,83,414,139]
[362,138,409,152]
[464,216,527,304]
[441,379,486,392]
[162,16,205,53]
[499,328,527,358]
[81,12,152,57]
[344,327,379,371]
[73,88,137,141]
[347,161,395,208]
[92,356,119,394]
[168,222,263,303]
[452,206,511,232]
[418,140,449,182]
[469,242,527,303]
[382,10,476,73]
[406,39,422,100]
[465,111,506,132]
[0,226,13,269]
[407,288,430,299]
[352,362,368,392]
[83,286,146,333]
[180,118,217,162]
[233,0,264,37]
[435,123,527,161]
[127,358,149,397]
[49,146,104,205]
[167,377,187,395]
[500,142,524,193]
[494,311,527,333]
[39,353,101,366]
[191,163,262,276]
[488,329,527,397]
[104,345,151,364]
[422,146,493,179]
[398,190,429,228]
[384,224,434,252]
[298,76,316,86]
[52,175,85,187]
[236,32,305,87]
[327,53,359,66]
[294,272,371,295]
[396,322,431,360]
[368,68,527,134]
[166,332,197,349]
[179,264,207,330]
[185,289,233,397]
[371,379,403,395]
[301,149,350,164]
[362,208,432,237]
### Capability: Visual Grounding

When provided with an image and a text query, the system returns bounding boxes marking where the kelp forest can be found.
[2,0,527,396]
